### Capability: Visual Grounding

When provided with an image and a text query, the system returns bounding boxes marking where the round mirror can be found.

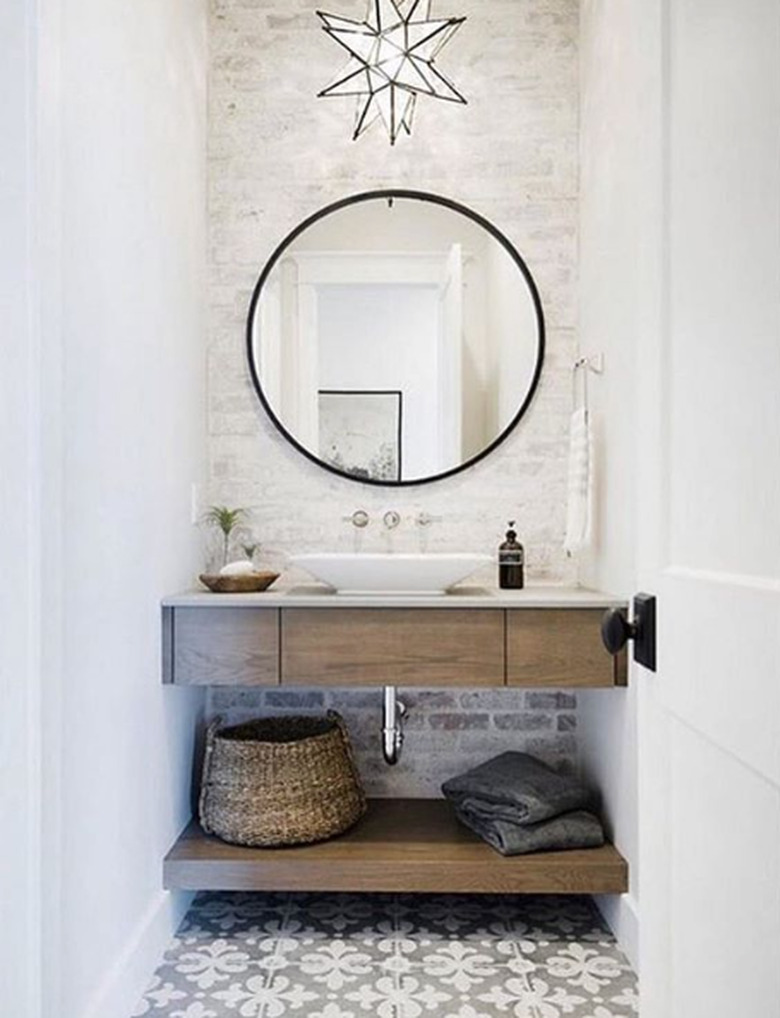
[247,191,545,486]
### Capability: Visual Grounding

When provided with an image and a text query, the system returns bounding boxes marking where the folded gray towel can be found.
[454,803,605,856]
[442,751,595,825]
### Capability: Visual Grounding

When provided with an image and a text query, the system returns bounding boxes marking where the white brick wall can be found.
[206,0,581,790]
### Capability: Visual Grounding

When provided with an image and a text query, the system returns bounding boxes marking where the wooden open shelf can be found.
[164,799,628,895]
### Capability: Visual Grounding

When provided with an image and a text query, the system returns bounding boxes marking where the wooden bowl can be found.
[199,572,280,594]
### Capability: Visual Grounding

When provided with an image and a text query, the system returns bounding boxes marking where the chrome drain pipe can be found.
[382,686,407,765]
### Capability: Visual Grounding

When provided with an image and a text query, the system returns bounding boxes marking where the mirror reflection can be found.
[248,192,544,485]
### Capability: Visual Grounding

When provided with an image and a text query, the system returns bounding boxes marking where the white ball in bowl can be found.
[219,560,257,577]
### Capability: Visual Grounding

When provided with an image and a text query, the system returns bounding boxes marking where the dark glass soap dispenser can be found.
[499,521,525,589]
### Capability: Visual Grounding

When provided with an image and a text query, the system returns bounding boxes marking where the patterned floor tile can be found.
[132,893,638,1018]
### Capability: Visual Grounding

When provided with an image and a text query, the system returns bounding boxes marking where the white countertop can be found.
[162,584,627,610]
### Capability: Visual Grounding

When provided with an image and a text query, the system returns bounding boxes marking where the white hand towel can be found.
[564,407,593,555]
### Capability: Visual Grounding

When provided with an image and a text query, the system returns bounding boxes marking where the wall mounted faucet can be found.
[382,686,407,765]
[416,511,443,527]
[343,509,370,528]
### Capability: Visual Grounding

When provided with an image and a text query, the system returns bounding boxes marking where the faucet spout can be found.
[382,686,406,765]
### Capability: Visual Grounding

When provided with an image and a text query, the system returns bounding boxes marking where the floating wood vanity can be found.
[162,586,627,688]
[161,586,629,896]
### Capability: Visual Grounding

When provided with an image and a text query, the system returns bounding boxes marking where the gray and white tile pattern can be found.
[132,893,638,1017]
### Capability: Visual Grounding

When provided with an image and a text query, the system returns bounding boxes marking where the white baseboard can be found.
[79,889,195,1018]
[593,893,640,974]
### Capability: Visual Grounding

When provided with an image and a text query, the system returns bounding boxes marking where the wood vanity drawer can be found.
[166,607,280,686]
[506,609,625,687]
[281,608,504,687]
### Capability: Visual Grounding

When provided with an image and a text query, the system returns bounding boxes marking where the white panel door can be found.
[638,1,780,1015]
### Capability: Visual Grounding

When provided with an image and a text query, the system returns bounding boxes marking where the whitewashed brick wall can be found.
[206,0,581,790]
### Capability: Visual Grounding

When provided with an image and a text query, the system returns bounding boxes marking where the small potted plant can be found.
[200,505,278,593]
[203,505,249,568]
[241,541,260,565]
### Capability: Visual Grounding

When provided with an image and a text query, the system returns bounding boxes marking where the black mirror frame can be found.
[246,188,546,488]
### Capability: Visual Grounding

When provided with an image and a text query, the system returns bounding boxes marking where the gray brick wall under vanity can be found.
[206,0,579,583]
[208,686,579,797]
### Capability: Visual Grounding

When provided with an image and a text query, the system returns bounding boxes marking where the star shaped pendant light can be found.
[317,0,467,145]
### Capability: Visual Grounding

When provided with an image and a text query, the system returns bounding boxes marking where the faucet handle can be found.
[382,510,401,530]
[416,511,443,527]
[343,509,370,529]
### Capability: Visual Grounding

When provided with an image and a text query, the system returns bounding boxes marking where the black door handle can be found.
[601,609,635,654]
[601,594,656,672]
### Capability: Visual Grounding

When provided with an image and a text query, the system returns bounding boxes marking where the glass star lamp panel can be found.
[317,0,467,144]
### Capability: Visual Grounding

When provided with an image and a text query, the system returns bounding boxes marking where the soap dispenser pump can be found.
[499,521,525,589]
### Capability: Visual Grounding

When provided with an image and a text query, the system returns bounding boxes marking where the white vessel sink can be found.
[291,553,492,595]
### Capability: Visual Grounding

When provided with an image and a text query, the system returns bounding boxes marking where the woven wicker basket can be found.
[198,712,367,847]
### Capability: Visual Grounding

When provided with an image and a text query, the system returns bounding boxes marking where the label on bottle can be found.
[500,550,524,565]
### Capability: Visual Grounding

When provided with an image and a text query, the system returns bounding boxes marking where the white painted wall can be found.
[577,0,642,971]
[0,2,43,1014]
[2,2,210,1017]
